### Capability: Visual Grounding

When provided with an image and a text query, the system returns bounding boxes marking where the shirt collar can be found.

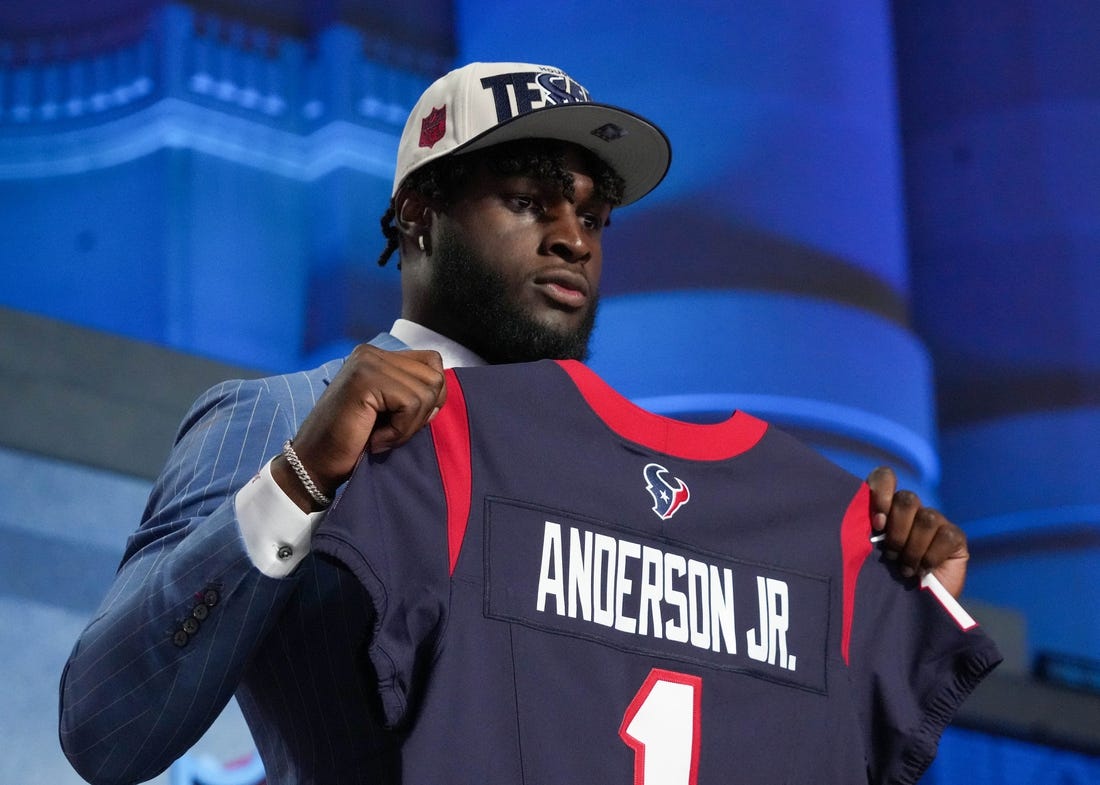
[389,319,487,369]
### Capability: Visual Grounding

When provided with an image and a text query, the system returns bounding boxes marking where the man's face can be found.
[424,147,611,364]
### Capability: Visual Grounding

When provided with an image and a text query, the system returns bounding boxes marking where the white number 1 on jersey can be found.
[619,669,702,785]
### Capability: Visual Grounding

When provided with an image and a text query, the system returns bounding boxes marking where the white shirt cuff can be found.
[235,459,326,578]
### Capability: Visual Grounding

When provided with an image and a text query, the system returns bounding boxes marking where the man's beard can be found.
[428,229,599,364]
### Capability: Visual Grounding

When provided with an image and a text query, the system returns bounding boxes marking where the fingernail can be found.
[900,566,915,578]
[872,513,887,531]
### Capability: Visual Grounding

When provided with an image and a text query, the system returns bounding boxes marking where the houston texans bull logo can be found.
[643,463,690,520]
[479,70,591,124]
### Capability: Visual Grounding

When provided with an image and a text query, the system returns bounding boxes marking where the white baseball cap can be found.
[393,62,671,206]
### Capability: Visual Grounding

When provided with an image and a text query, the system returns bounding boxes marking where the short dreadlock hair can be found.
[376,139,627,267]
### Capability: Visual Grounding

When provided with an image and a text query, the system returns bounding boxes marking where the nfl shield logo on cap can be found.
[419,106,447,149]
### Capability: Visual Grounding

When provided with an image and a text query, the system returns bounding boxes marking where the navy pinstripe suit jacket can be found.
[60,334,409,785]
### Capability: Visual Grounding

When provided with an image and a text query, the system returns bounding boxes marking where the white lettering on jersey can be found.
[638,546,665,638]
[615,539,642,635]
[536,521,565,614]
[593,533,617,627]
[664,553,689,644]
[687,559,710,649]
[746,576,797,671]
[568,526,593,621]
[535,521,779,665]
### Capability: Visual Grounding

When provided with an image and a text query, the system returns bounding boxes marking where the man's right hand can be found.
[272,345,447,512]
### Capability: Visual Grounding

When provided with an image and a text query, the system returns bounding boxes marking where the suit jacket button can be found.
[276,545,293,560]
[182,617,200,635]
[173,630,189,647]
[192,603,209,621]
[203,588,219,607]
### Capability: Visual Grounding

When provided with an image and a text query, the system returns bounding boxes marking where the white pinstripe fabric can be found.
[60,338,408,785]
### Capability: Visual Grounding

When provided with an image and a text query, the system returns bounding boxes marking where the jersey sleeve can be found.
[841,485,1002,784]
[312,370,470,730]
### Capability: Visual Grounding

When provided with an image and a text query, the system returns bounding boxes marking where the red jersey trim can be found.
[557,360,768,460]
[839,483,873,665]
[430,370,473,576]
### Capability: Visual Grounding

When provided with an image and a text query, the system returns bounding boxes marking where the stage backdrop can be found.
[1,1,1098,782]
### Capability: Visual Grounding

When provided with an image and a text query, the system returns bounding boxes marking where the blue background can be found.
[1,0,1098,782]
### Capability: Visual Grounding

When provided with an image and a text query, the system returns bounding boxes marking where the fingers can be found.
[924,523,968,575]
[364,376,448,454]
[884,499,939,578]
[866,466,897,532]
[894,507,969,598]
[345,346,447,453]
[291,345,447,487]
[874,482,969,586]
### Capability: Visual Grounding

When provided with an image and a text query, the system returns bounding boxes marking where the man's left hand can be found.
[866,466,969,598]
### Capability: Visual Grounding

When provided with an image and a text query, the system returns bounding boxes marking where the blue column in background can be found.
[894,1,1100,662]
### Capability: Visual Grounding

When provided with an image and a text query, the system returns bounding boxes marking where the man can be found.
[59,62,968,785]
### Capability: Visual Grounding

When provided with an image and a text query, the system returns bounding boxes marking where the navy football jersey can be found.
[314,360,1000,785]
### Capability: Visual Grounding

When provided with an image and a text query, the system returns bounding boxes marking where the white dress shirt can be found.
[235,320,486,577]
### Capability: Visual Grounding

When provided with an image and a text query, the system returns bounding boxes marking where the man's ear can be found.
[394,185,434,251]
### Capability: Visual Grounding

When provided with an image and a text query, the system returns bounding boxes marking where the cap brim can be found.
[448,102,671,206]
